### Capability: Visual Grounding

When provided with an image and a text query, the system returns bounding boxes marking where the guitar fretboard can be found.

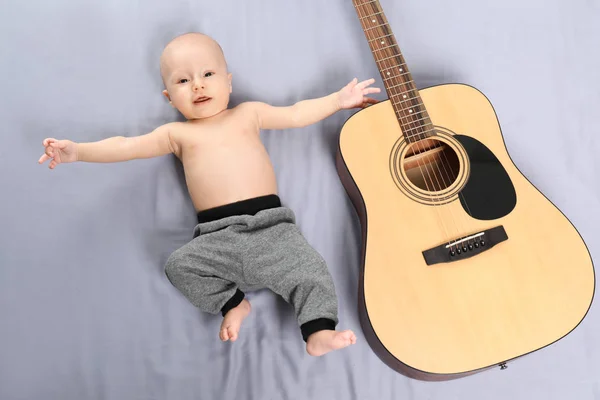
[353,0,432,142]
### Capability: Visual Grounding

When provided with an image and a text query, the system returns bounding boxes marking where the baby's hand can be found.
[337,78,381,109]
[38,138,78,169]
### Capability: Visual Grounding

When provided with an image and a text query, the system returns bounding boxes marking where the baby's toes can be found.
[339,330,356,346]
[228,327,238,342]
[341,330,354,340]
[220,327,230,341]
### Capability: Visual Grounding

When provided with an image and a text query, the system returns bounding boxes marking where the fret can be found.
[402,122,434,135]
[387,81,415,91]
[392,103,425,117]
[406,127,434,136]
[393,106,431,124]
[390,93,420,106]
[402,128,433,143]
[359,11,383,20]
[373,54,408,70]
[364,23,389,31]
[393,102,427,115]
[406,134,435,144]
[381,64,407,71]
[375,53,405,63]
[389,82,415,92]
[394,102,428,116]
[370,46,400,61]
[385,78,417,90]
[394,105,429,120]
[405,133,434,145]
[380,64,407,73]
[408,127,435,137]
[383,75,410,84]
[394,109,431,125]
[393,95,417,105]
[371,43,398,52]
[383,70,410,80]
[399,123,431,138]
[402,122,435,137]
[396,109,428,123]
[354,0,377,7]
[388,86,422,104]
[400,123,433,135]
[391,94,417,105]
[396,103,427,116]
[385,79,418,97]
[367,34,394,43]
[386,79,416,89]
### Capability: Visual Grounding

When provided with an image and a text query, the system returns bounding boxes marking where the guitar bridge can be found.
[422,225,508,266]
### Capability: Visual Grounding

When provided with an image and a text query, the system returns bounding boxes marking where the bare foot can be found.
[306,329,357,356]
[219,299,251,342]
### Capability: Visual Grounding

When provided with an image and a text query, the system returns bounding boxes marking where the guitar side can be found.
[335,83,595,381]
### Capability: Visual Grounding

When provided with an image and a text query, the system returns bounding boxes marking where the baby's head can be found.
[160,33,232,120]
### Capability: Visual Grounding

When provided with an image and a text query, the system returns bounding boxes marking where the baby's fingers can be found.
[43,138,56,146]
[357,78,376,89]
[44,145,55,158]
[363,87,381,95]
[345,77,359,89]
[38,154,50,164]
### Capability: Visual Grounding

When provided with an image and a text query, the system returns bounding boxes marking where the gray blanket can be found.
[1,0,598,399]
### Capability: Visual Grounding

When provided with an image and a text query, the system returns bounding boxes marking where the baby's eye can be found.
[178,78,189,84]
[204,72,214,77]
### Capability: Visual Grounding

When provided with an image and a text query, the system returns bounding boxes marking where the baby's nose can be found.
[193,81,205,91]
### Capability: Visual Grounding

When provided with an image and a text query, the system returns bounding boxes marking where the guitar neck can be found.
[353,0,432,142]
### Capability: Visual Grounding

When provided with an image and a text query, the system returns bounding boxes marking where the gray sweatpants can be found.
[164,203,339,340]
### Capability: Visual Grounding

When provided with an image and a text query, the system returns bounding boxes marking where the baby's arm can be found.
[38,122,179,169]
[248,78,380,130]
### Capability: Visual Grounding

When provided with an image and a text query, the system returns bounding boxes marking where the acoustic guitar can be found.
[336,0,595,381]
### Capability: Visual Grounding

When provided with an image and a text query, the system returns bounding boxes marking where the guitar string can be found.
[383,78,477,250]
[356,3,457,250]
[384,53,477,252]
[356,0,476,253]
[356,1,461,246]
[361,0,479,251]
[355,2,455,248]
[381,58,477,251]
[385,73,474,253]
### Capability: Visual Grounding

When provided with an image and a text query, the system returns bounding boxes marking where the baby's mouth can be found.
[194,96,211,104]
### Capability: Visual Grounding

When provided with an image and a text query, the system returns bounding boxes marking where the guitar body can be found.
[336,83,595,380]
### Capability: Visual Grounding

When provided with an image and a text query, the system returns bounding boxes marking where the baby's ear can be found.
[162,90,174,107]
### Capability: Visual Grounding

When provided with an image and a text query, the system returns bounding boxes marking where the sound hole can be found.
[403,138,460,192]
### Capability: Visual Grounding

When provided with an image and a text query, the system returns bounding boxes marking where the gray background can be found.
[1,0,599,399]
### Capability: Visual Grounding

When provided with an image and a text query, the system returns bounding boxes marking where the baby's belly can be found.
[184,158,279,212]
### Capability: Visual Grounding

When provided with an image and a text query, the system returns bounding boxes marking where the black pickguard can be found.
[455,135,516,220]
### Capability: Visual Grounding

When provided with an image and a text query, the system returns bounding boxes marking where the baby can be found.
[38,33,380,356]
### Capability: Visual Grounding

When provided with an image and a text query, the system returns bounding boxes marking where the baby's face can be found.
[161,35,232,120]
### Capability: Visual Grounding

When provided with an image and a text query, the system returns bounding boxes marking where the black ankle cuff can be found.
[221,289,245,317]
[300,318,336,342]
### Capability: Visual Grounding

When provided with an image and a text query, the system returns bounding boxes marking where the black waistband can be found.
[197,194,281,224]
